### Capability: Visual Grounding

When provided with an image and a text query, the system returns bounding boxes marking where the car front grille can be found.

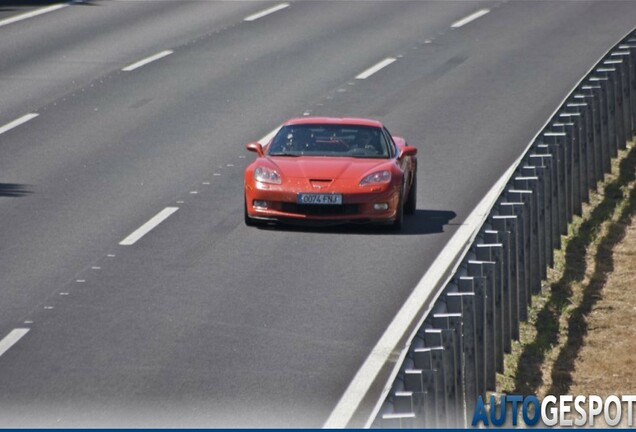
[280,203,359,216]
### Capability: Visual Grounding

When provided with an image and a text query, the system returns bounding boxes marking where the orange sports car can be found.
[244,117,417,229]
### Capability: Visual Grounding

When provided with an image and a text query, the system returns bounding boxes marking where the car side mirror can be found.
[246,142,264,157]
[400,146,417,157]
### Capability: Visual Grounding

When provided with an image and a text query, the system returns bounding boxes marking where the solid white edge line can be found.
[355,58,397,80]
[0,328,30,358]
[0,113,39,136]
[0,3,68,28]
[119,207,179,246]
[122,50,174,72]
[324,26,635,430]
[244,3,289,22]
[451,9,490,28]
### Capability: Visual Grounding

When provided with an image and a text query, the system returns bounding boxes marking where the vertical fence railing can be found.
[370,28,636,429]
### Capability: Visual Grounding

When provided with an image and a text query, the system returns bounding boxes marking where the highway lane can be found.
[0,1,492,425]
[0,0,635,427]
[0,0,484,350]
[0,1,72,23]
[0,1,267,121]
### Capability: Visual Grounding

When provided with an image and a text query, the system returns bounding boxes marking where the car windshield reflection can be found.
[267,125,390,158]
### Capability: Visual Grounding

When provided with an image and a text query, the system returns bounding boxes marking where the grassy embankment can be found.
[497,137,636,417]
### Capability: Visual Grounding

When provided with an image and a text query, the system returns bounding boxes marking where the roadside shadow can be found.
[0,183,32,197]
[257,209,457,236]
[403,209,458,235]
[512,144,636,396]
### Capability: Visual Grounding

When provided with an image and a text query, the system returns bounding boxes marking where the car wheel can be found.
[405,171,417,215]
[244,198,261,227]
[391,187,404,230]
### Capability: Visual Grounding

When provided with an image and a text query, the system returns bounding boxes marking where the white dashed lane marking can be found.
[0,4,68,29]
[451,9,490,28]
[355,58,397,80]
[0,328,29,358]
[122,50,174,72]
[0,113,39,136]
[244,3,289,22]
[119,207,179,246]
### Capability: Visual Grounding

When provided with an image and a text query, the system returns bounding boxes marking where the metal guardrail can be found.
[370,28,636,428]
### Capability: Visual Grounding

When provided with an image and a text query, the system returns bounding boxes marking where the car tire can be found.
[404,171,417,215]
[391,187,404,230]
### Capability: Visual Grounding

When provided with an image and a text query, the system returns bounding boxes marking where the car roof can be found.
[283,117,383,128]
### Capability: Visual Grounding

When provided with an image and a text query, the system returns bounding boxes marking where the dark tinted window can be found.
[267,125,390,158]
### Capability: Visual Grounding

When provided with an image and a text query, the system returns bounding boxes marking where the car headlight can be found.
[360,170,391,186]
[254,166,282,184]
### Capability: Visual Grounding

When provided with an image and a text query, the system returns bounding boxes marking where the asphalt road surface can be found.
[0,0,634,427]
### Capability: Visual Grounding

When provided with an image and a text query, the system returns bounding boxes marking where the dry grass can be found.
[568,214,636,394]
[498,138,636,414]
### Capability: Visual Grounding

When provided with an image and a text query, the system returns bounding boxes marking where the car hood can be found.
[265,156,390,180]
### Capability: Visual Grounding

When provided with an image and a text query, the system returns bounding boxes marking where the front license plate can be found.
[297,193,343,205]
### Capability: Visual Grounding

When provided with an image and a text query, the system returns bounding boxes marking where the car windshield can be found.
[267,125,390,158]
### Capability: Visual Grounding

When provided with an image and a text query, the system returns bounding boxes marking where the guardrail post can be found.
[388,379,414,417]
[589,74,613,167]
[393,391,415,415]
[602,59,626,150]
[498,201,529,321]
[596,66,620,157]
[621,40,636,134]
[457,275,486,399]
[379,410,416,427]
[550,120,575,220]
[484,228,513,350]
[574,90,604,185]
[447,290,478,417]
[424,329,456,427]
[564,101,593,201]
[432,313,464,425]
[467,259,497,390]
[403,367,436,428]
[526,155,555,267]
[413,347,444,427]
[476,241,507,365]
[492,215,520,341]
[565,101,595,200]
[514,175,545,281]
[610,50,633,140]
[586,77,613,175]
[534,145,561,250]
[553,116,583,216]
[504,189,539,296]
[541,131,569,232]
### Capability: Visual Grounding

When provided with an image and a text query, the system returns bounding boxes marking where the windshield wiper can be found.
[268,153,301,157]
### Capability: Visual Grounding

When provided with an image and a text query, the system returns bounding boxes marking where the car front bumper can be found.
[245,184,401,224]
